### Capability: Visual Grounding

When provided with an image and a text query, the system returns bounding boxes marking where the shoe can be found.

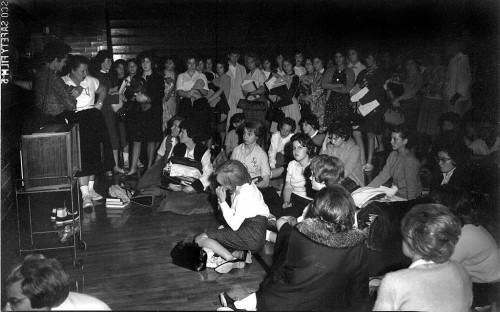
[206,256,225,269]
[66,208,80,221]
[51,208,57,221]
[218,225,225,230]
[219,292,242,311]
[215,259,246,274]
[363,164,374,172]
[55,208,79,225]
[89,190,103,201]
[231,251,252,264]
[137,160,144,168]
[82,195,93,213]
[123,160,130,170]
[114,167,126,174]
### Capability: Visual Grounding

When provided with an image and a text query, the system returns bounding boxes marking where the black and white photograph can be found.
[1,0,499,310]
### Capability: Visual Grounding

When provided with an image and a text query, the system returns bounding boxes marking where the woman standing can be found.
[162,55,178,131]
[92,50,127,174]
[270,56,301,132]
[241,53,267,124]
[352,52,387,172]
[62,55,113,211]
[417,52,446,138]
[126,51,164,176]
[207,60,232,146]
[321,50,355,129]
[368,126,422,200]
[226,49,247,132]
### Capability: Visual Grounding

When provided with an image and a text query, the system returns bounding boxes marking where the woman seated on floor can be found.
[433,190,500,307]
[367,126,422,200]
[373,203,473,311]
[135,115,184,192]
[230,119,280,207]
[218,185,369,311]
[4,254,109,311]
[321,121,364,192]
[268,133,315,220]
[156,119,213,215]
[430,140,471,194]
[195,160,270,274]
[268,117,296,179]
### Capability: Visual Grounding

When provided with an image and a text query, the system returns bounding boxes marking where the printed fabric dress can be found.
[324,68,352,128]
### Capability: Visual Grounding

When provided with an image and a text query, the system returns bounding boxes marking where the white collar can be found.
[100,69,108,74]
[442,167,457,178]
[409,259,435,268]
[310,130,319,138]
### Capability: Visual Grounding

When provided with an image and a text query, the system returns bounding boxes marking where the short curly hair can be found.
[6,254,70,309]
[278,117,297,133]
[309,155,344,187]
[327,121,352,141]
[401,204,461,263]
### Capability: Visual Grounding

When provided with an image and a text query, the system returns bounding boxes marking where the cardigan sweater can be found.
[368,150,422,199]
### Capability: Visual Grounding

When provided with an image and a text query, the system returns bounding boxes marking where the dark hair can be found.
[228,113,246,132]
[434,141,467,168]
[327,122,352,141]
[279,117,297,133]
[246,52,261,68]
[261,55,277,70]
[299,114,320,131]
[310,155,344,187]
[215,60,229,73]
[401,204,461,263]
[215,160,252,190]
[431,190,482,226]
[42,41,72,63]
[243,119,266,139]
[164,54,179,69]
[165,115,185,136]
[365,51,379,64]
[290,133,316,157]
[6,254,70,309]
[127,58,139,67]
[179,120,200,143]
[312,55,325,68]
[95,50,113,68]
[391,125,411,142]
[309,185,356,233]
[66,54,89,72]
[281,56,294,74]
[185,55,199,66]
[137,50,157,68]
[112,59,127,73]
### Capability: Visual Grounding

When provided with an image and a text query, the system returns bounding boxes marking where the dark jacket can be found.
[256,218,369,312]
[430,166,472,193]
[171,143,208,192]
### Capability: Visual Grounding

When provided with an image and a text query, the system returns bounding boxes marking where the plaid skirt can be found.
[206,215,267,253]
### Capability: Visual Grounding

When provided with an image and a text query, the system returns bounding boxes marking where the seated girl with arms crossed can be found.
[195,160,270,274]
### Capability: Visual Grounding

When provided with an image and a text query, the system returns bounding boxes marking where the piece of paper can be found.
[358,99,380,116]
[265,76,286,90]
[241,80,258,93]
[350,87,369,102]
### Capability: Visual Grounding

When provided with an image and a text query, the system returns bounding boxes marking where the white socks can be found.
[123,152,129,163]
[80,186,89,197]
[88,180,95,192]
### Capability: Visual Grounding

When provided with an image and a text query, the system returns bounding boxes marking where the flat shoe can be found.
[114,167,126,174]
[215,259,245,274]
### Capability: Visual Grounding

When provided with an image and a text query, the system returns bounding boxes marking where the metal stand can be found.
[15,176,86,268]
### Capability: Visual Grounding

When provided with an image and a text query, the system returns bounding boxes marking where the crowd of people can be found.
[7,39,499,310]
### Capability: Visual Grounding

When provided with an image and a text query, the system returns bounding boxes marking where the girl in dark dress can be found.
[322,50,355,129]
[126,51,164,176]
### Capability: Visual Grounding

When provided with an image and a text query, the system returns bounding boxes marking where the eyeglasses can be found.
[435,157,452,164]
[328,135,341,140]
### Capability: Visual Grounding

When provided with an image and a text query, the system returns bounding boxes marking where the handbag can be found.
[237,98,267,111]
[170,241,207,271]
[161,156,202,187]
[265,101,285,123]
[384,108,405,126]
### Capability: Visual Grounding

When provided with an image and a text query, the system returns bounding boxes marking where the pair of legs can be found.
[353,130,384,169]
[128,141,158,175]
[195,234,238,261]
[112,145,129,173]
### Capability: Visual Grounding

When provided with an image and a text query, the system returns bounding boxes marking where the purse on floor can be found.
[170,241,207,271]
